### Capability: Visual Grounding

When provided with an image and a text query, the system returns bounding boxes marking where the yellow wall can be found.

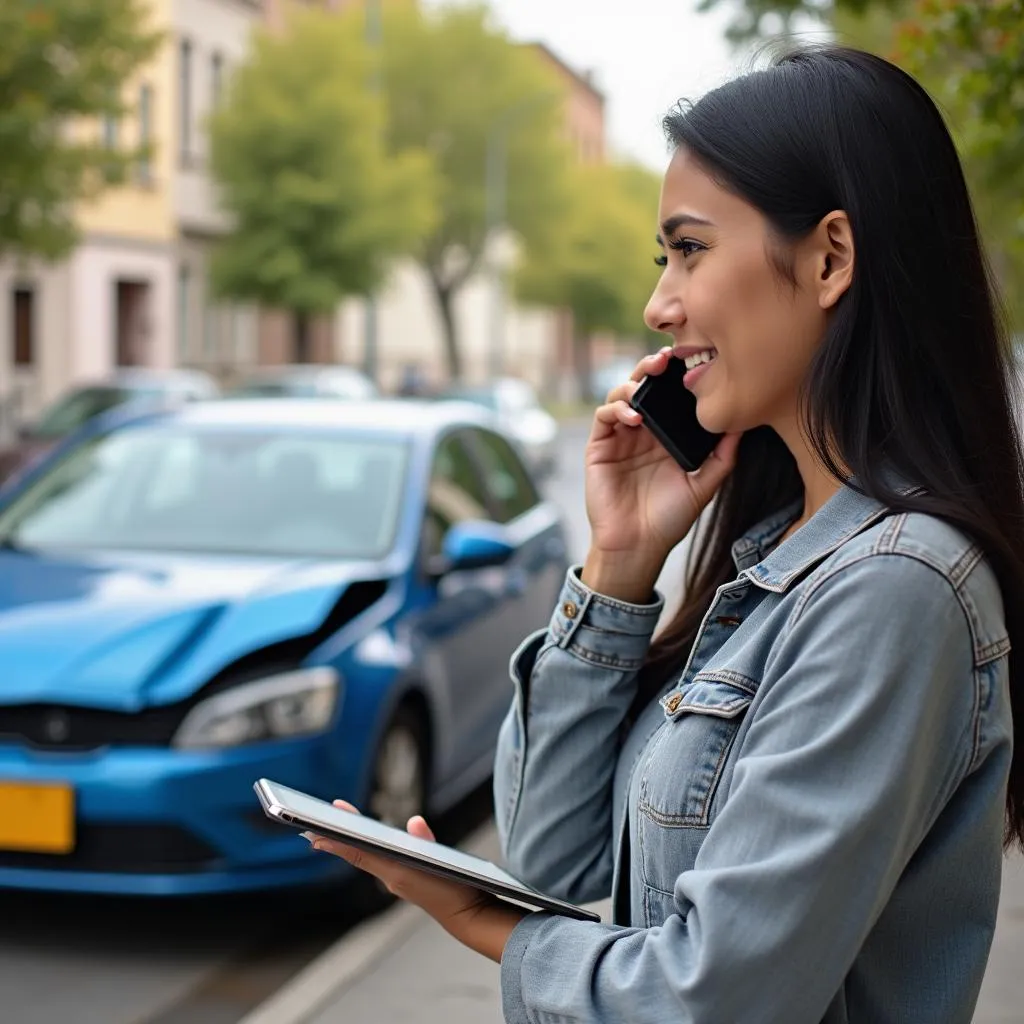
[76,0,176,242]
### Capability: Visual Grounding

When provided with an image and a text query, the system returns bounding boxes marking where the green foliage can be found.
[0,0,162,258]
[379,3,572,375]
[208,10,436,316]
[517,161,661,339]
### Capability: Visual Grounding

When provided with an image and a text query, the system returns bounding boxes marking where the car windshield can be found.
[0,425,410,559]
[31,387,151,439]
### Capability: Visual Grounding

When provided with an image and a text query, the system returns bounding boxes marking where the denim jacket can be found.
[494,484,1013,1023]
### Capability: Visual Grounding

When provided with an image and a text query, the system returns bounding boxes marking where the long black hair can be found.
[640,45,1024,850]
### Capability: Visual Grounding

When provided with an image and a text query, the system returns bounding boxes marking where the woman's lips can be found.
[683,359,714,391]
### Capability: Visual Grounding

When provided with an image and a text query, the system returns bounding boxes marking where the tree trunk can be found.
[572,319,594,402]
[429,279,462,382]
[293,310,311,364]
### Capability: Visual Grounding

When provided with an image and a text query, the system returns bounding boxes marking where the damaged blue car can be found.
[0,398,567,895]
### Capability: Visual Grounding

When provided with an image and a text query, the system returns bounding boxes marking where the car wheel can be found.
[347,704,428,915]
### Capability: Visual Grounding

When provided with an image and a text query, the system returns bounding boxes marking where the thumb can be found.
[689,432,741,501]
[407,815,436,842]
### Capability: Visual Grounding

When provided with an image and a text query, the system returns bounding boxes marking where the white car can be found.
[439,378,559,479]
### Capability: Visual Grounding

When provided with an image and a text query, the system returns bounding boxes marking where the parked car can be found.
[229,365,378,401]
[0,398,567,895]
[437,378,559,479]
[0,369,219,485]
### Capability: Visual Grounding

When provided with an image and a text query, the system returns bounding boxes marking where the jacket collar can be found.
[732,483,901,593]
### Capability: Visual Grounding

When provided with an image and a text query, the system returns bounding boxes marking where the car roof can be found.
[131,397,497,437]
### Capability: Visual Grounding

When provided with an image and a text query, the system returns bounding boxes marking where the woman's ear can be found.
[815,211,854,309]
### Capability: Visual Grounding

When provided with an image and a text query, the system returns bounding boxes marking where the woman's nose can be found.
[644,283,683,334]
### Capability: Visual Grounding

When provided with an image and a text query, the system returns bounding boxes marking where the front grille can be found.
[0,823,221,874]
[0,703,185,751]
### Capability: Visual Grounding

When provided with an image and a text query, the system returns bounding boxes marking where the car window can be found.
[421,432,492,560]
[32,387,130,438]
[466,429,539,524]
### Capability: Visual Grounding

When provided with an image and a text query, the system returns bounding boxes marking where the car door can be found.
[408,429,503,784]
[458,427,567,741]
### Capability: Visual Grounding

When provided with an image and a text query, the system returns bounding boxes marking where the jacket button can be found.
[562,600,579,619]
[665,693,682,713]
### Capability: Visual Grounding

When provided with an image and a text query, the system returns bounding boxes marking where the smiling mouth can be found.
[682,349,717,370]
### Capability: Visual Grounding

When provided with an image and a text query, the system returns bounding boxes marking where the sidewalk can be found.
[242,833,1024,1024]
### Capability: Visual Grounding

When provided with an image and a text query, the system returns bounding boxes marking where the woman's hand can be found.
[584,348,741,595]
[307,801,527,963]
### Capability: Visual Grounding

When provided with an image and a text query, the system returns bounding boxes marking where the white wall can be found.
[69,237,176,376]
[341,258,560,392]
[173,0,259,234]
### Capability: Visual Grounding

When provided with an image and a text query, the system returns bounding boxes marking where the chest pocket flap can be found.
[641,675,755,830]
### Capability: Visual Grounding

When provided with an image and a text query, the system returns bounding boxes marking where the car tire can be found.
[346,703,429,916]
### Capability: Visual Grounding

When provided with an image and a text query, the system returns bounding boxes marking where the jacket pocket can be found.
[636,675,754,906]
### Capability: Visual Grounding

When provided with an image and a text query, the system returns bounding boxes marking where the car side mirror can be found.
[427,520,515,577]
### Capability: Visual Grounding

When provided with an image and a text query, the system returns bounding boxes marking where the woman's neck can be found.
[774,415,845,539]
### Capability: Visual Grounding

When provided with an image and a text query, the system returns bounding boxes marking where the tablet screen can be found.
[255,778,599,921]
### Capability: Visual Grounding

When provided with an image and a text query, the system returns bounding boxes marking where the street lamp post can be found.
[362,0,382,383]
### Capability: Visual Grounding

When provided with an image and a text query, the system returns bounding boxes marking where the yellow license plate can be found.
[0,781,75,854]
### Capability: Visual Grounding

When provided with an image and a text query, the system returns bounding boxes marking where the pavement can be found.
[238,831,1024,1024]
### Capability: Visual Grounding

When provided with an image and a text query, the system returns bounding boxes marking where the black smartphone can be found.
[629,355,722,472]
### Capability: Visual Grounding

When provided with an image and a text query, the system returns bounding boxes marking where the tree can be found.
[379,3,571,379]
[697,0,1024,327]
[207,9,436,360]
[0,0,161,259]
[516,162,663,398]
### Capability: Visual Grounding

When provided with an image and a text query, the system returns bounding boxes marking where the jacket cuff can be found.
[538,565,664,672]
[500,911,553,1023]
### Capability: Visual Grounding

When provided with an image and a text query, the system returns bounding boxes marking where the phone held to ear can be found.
[629,355,723,472]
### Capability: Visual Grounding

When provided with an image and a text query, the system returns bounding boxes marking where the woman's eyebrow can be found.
[656,212,714,246]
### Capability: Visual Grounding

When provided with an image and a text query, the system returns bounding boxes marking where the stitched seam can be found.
[977,636,1012,665]
[970,666,984,772]
[563,643,646,669]
[689,669,759,696]
[639,724,742,827]
[950,545,984,587]
[673,699,750,718]
[872,513,905,555]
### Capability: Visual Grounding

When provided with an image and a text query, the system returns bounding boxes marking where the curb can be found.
[237,823,495,1024]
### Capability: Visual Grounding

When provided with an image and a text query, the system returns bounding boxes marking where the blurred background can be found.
[0,1,1020,1022]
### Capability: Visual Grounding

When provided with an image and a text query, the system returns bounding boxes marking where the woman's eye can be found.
[669,237,705,257]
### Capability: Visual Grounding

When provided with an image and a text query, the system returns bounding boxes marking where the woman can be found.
[311,45,1024,1022]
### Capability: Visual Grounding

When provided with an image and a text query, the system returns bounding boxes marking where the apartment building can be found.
[0,0,178,425]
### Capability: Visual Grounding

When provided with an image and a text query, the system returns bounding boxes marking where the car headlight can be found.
[172,667,340,751]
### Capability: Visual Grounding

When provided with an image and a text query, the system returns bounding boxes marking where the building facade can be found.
[0,0,178,429]
[0,0,610,428]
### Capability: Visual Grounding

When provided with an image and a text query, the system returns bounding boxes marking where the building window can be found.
[211,52,224,108]
[137,83,153,185]
[177,265,191,360]
[179,39,193,166]
[12,287,35,366]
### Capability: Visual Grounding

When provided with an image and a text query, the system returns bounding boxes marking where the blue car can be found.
[0,398,568,895]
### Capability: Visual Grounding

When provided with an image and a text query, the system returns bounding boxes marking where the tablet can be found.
[254,778,601,922]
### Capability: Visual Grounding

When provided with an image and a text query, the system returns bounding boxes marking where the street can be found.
[1,418,1021,1024]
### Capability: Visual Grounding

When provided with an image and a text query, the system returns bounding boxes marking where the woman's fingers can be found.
[407,815,436,842]
[332,799,360,815]
[628,346,672,384]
